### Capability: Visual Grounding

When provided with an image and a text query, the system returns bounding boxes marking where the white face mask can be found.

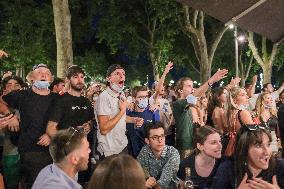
[137,98,149,109]
[110,83,124,93]
[239,104,249,110]
[186,94,197,105]
[263,104,273,109]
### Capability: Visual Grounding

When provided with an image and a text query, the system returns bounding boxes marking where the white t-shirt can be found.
[95,87,127,156]
[149,95,173,132]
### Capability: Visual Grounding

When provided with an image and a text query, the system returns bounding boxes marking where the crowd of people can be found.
[0,49,284,189]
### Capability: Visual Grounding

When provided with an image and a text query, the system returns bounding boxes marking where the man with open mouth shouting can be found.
[95,64,128,159]
[0,64,59,188]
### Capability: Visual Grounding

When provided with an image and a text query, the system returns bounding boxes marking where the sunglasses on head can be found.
[245,124,269,131]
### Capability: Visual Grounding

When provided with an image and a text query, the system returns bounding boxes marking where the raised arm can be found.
[193,69,228,97]
[153,61,173,102]
[247,75,257,97]
[0,50,8,58]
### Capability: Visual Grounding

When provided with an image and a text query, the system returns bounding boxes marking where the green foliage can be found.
[74,51,108,84]
[0,1,55,73]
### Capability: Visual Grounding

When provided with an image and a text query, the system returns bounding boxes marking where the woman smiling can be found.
[212,126,284,189]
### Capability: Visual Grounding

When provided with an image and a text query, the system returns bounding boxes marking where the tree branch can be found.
[245,55,253,80]
[269,42,279,66]
[248,32,264,67]
[209,26,229,64]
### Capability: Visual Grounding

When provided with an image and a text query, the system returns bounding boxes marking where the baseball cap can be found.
[106,64,124,77]
[32,64,48,71]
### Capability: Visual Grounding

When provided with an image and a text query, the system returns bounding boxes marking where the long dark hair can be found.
[207,87,226,121]
[234,126,275,187]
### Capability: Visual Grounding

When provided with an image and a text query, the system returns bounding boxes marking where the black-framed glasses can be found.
[149,134,166,141]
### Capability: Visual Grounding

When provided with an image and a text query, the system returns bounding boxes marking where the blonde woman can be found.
[224,87,255,156]
[254,92,279,153]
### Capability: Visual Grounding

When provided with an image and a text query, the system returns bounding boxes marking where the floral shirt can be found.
[137,145,180,188]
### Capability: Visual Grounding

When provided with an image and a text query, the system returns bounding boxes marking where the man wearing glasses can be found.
[137,122,180,189]
[126,86,160,158]
[32,127,91,189]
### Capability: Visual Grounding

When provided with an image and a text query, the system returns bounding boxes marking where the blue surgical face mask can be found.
[137,98,149,109]
[186,94,197,105]
[111,83,124,93]
[33,80,50,89]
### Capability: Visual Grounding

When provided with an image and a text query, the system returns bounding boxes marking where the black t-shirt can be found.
[177,153,221,189]
[3,89,59,153]
[48,93,94,130]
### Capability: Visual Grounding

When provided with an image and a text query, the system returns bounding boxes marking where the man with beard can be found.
[95,64,128,158]
[32,127,91,189]
[0,64,58,188]
[46,65,94,184]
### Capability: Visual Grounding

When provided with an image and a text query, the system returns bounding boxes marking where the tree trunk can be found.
[181,6,228,83]
[150,52,159,81]
[248,32,279,84]
[262,63,272,84]
[52,0,73,78]
[200,56,211,83]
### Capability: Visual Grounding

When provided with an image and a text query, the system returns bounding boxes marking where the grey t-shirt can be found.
[95,87,127,156]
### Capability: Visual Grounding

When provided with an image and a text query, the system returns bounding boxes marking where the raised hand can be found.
[209,68,228,84]
[164,61,174,75]
[252,75,258,84]
[0,50,8,58]
[230,77,241,87]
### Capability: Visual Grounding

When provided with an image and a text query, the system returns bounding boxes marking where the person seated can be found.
[212,126,284,189]
[32,127,91,189]
[88,154,146,189]
[177,126,222,189]
[137,122,180,189]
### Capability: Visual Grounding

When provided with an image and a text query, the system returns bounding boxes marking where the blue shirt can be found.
[126,107,160,157]
[32,164,82,189]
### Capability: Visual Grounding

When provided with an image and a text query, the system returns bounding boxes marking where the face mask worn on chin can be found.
[263,104,273,109]
[111,83,124,93]
[33,80,50,89]
[137,98,149,109]
[186,94,197,105]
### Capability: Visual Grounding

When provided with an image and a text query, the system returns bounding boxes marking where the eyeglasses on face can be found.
[148,134,166,141]
[137,96,148,100]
